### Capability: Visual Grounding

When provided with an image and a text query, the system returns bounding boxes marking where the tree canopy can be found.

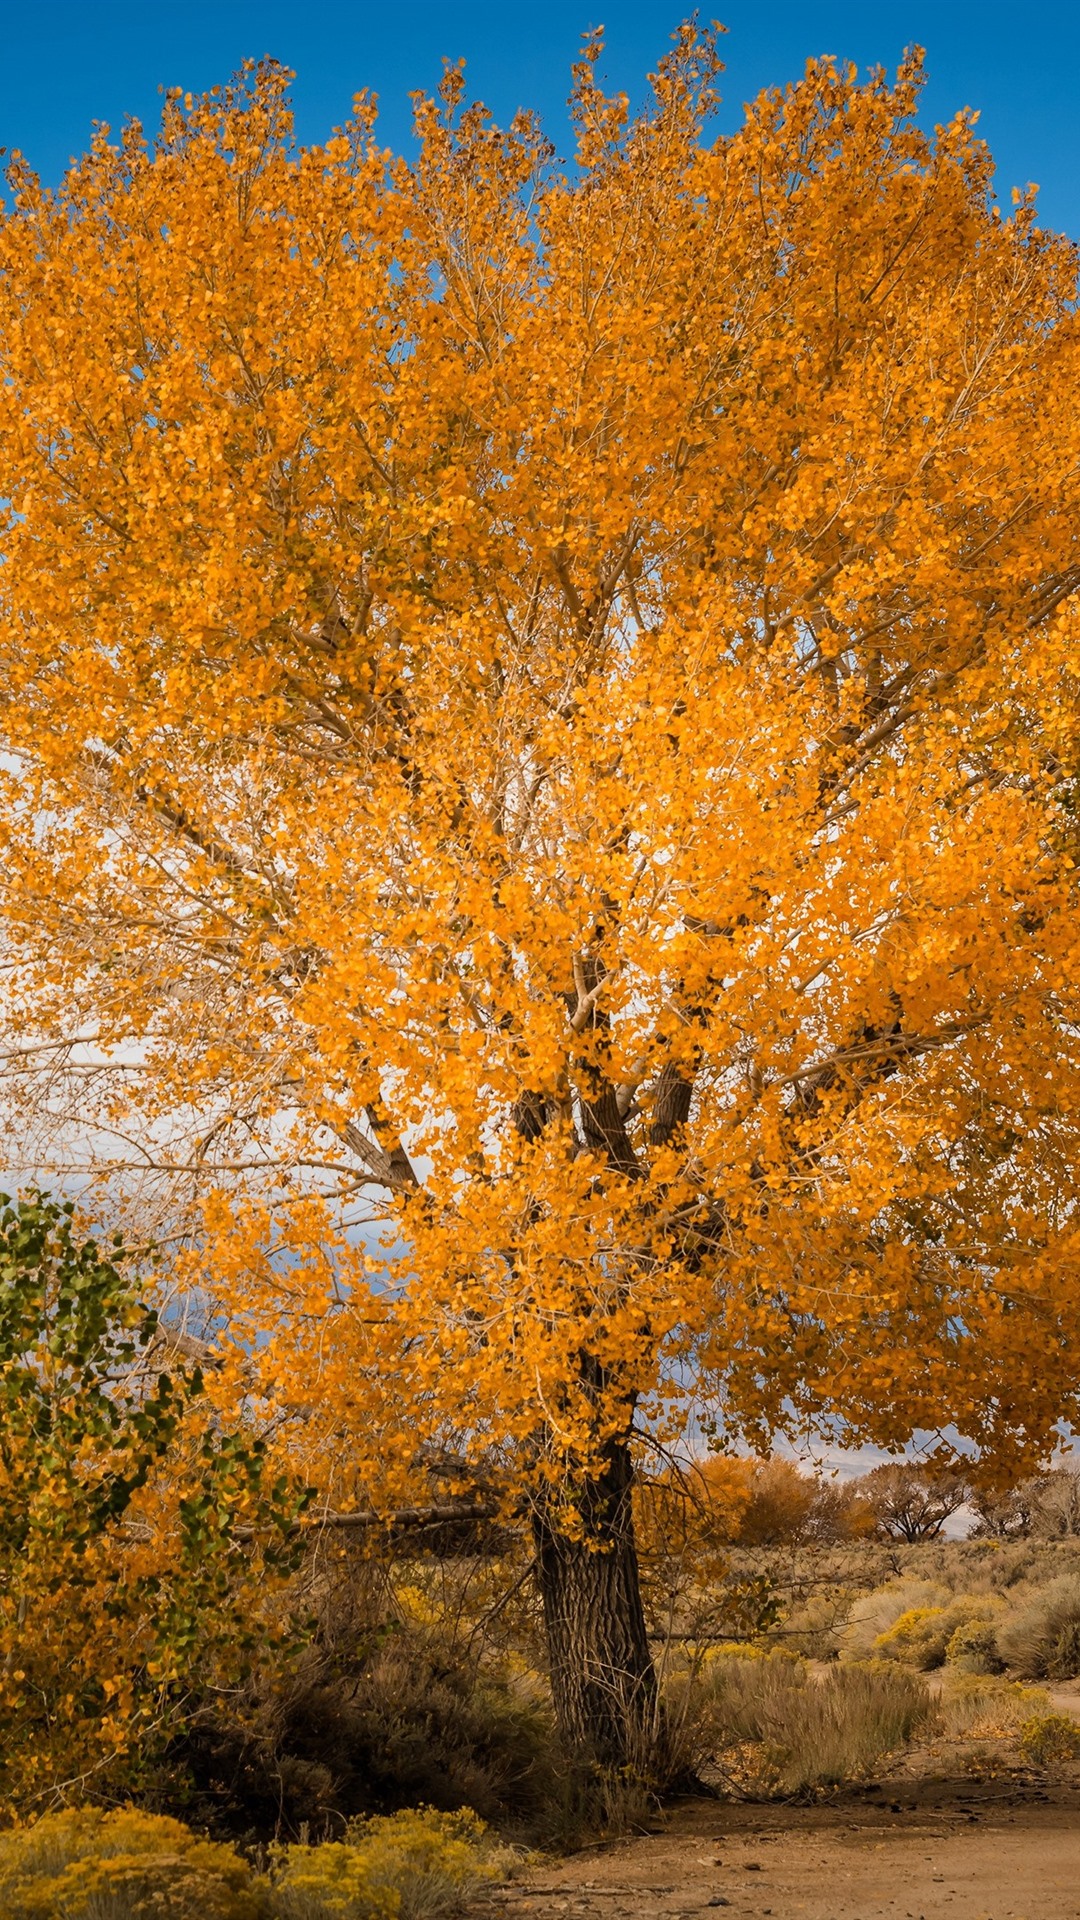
[0,28,1078,1762]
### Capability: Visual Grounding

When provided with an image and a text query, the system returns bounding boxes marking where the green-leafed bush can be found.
[1018,1712,1080,1771]
[271,1807,518,1920]
[997,1575,1080,1679]
[0,1809,267,1920]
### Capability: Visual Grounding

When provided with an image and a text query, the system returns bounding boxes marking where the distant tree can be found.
[971,1466,1080,1540]
[735,1459,817,1546]
[731,1459,875,1547]
[643,1455,874,1554]
[856,1462,969,1542]
[801,1476,877,1546]
[969,1478,1044,1539]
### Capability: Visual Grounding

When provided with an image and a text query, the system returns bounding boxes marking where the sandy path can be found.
[1045,1679,1080,1720]
[495,1791,1080,1920]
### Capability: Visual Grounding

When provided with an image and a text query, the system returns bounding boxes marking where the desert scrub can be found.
[945,1615,1005,1676]
[0,1808,267,1919]
[874,1599,994,1671]
[997,1575,1080,1679]
[1018,1712,1080,1770]
[840,1581,952,1662]
[936,1675,1050,1740]
[268,1843,396,1920]
[178,1629,559,1839]
[271,1807,520,1920]
[668,1649,932,1795]
[0,1807,521,1920]
[775,1591,853,1660]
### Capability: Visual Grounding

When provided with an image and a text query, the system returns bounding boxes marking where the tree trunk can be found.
[532,1434,659,1773]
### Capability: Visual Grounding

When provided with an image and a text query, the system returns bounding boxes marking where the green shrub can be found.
[668,1649,932,1795]
[271,1808,517,1920]
[0,1193,309,1815]
[1018,1712,1080,1771]
[0,1809,267,1919]
[997,1575,1080,1678]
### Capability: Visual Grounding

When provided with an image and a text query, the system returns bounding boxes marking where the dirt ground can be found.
[494,1784,1080,1920]
[489,1676,1080,1918]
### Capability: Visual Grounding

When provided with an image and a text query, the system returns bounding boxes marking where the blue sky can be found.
[3,2,1079,235]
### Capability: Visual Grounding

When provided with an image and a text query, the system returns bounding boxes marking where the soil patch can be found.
[495,1785,1080,1920]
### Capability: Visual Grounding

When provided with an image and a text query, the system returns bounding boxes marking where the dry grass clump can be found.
[936,1674,1050,1740]
[776,1590,854,1660]
[668,1649,932,1795]
[996,1574,1080,1679]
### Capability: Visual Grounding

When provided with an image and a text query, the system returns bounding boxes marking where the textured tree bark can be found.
[532,1433,659,1772]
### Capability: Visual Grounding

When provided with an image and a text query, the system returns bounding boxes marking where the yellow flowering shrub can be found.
[0,1806,520,1920]
[875,1601,990,1671]
[937,1675,1050,1739]
[272,1808,515,1920]
[0,1808,268,1919]
[1018,1712,1080,1771]
[269,1842,397,1920]
[945,1615,1005,1676]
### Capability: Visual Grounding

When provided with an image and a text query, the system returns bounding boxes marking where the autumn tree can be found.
[731,1459,815,1548]
[732,1458,873,1548]
[970,1465,1080,1539]
[855,1461,970,1542]
[0,31,1079,1771]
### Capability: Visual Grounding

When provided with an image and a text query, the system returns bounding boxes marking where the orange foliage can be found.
[636,1456,751,1571]
[690,1457,756,1533]
[0,31,1078,1539]
[733,1459,816,1547]
[734,1458,876,1547]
